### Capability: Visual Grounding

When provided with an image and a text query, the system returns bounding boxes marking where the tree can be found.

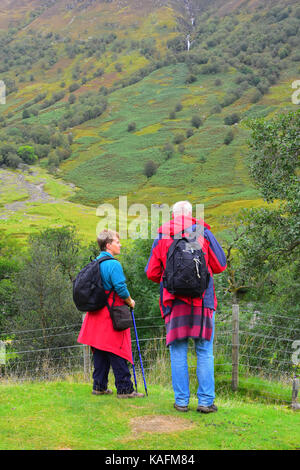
[22,109,30,119]
[224,113,240,125]
[247,110,299,204]
[232,110,300,308]
[144,160,158,178]
[17,145,37,164]
[191,115,202,128]
[224,130,234,145]
[127,122,136,132]
[162,143,174,160]
[8,227,84,360]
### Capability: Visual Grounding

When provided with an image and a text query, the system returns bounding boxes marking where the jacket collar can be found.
[158,215,210,236]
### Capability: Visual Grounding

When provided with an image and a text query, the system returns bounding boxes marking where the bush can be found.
[17,145,37,164]
[191,115,202,128]
[251,89,263,103]
[68,94,76,104]
[144,160,158,178]
[175,102,183,112]
[186,74,197,84]
[69,82,80,93]
[173,134,185,145]
[224,130,234,145]
[224,113,240,125]
[211,104,222,114]
[162,143,174,159]
[127,122,136,132]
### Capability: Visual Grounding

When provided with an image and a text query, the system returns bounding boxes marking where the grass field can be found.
[0,381,299,450]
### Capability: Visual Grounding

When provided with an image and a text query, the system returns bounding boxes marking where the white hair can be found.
[172,200,192,217]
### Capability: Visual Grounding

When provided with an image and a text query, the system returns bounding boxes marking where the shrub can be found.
[186,74,197,84]
[251,89,262,103]
[162,143,174,159]
[224,130,234,145]
[22,109,30,119]
[127,122,136,132]
[17,145,37,164]
[191,115,202,128]
[69,82,80,93]
[224,113,240,125]
[211,104,222,114]
[144,160,158,178]
[173,134,185,145]
[68,94,76,104]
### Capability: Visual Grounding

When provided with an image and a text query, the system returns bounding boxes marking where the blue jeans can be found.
[169,313,215,407]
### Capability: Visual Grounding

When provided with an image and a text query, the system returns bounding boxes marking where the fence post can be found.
[82,314,91,382]
[291,377,300,410]
[232,304,239,392]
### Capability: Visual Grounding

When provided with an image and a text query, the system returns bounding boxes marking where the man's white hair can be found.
[172,200,192,216]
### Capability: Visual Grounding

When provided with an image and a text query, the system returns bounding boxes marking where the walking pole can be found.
[131,356,138,392]
[131,308,148,396]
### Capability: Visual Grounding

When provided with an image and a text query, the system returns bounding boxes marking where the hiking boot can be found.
[197,403,218,414]
[92,388,113,396]
[117,391,145,399]
[174,403,189,412]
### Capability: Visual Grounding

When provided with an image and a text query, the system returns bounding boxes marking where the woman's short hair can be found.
[97,229,119,251]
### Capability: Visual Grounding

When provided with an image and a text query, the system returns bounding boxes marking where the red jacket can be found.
[77,290,133,363]
[145,215,227,315]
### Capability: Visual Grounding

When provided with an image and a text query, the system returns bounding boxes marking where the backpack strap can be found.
[97,255,116,264]
[97,255,117,309]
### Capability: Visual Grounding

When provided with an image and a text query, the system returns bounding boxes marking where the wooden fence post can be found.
[232,304,239,392]
[82,314,91,382]
[291,377,300,410]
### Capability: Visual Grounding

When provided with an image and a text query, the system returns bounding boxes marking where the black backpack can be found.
[162,233,210,299]
[73,256,116,312]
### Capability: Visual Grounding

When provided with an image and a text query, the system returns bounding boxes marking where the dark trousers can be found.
[92,348,134,394]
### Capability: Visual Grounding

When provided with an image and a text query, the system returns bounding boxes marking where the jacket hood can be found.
[158,215,210,236]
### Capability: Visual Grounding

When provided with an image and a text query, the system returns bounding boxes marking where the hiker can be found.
[77,229,144,398]
[145,201,227,413]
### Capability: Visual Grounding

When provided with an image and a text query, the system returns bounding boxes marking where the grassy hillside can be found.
[0,0,299,242]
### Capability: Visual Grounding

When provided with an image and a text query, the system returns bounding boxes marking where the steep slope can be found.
[0,0,299,239]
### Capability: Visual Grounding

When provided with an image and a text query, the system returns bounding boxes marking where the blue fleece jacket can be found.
[96,251,130,299]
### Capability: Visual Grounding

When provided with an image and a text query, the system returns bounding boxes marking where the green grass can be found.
[0,381,299,450]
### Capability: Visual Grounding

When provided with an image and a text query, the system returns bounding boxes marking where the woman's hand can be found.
[125,297,135,309]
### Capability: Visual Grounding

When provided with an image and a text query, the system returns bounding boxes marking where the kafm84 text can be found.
[149,454,195,465]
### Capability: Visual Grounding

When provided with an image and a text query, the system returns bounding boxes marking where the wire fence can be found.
[0,305,299,408]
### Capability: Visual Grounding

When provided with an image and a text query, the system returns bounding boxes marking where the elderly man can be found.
[145,201,227,413]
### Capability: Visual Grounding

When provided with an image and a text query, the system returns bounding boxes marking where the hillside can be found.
[0,0,299,241]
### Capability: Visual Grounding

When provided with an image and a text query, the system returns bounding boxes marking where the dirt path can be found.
[0,169,60,220]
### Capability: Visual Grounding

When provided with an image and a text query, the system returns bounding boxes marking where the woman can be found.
[78,229,144,398]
